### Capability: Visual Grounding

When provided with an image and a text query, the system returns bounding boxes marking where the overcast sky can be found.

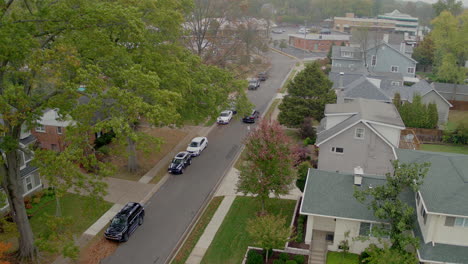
[404,0,468,7]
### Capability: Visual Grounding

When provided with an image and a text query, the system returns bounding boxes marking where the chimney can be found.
[383,34,389,43]
[354,166,364,186]
[336,72,345,104]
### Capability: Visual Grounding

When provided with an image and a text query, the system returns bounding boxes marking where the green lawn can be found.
[327,251,360,264]
[420,144,468,155]
[446,110,468,131]
[201,197,296,264]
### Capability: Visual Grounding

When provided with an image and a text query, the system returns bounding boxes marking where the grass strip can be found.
[171,196,224,264]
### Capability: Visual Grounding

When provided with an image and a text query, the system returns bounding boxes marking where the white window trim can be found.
[391,81,401,86]
[354,128,365,139]
[407,67,415,74]
[24,175,33,192]
[359,222,390,238]
[57,127,62,134]
[341,51,353,58]
[391,65,399,73]
[454,217,468,228]
[35,125,45,133]
[331,147,344,154]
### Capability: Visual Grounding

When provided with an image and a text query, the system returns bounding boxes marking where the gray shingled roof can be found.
[316,114,361,145]
[20,164,38,178]
[328,71,366,89]
[414,222,468,263]
[331,46,362,61]
[344,77,392,102]
[396,149,468,216]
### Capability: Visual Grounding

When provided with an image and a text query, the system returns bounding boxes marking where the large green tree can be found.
[432,0,463,16]
[0,0,248,260]
[354,161,430,252]
[412,35,434,72]
[278,62,336,127]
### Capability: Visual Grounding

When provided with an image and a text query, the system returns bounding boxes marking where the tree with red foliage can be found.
[236,119,297,214]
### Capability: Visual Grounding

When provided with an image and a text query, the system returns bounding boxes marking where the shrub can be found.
[443,122,468,144]
[285,260,297,264]
[273,260,285,264]
[44,187,55,197]
[296,161,310,192]
[293,146,311,167]
[279,252,290,261]
[303,137,315,146]
[97,145,111,155]
[294,255,305,264]
[299,118,317,140]
[295,215,306,243]
[247,250,263,264]
[94,131,116,148]
[32,197,41,205]
[33,191,44,199]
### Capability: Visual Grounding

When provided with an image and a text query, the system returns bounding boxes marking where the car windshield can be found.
[249,80,256,84]
[172,158,183,165]
[190,142,199,147]
[220,112,229,117]
[110,216,127,228]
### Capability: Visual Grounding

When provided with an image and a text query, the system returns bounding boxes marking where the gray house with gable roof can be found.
[301,149,468,264]
[316,99,405,175]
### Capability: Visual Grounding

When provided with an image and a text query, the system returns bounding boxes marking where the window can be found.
[445,216,455,227]
[331,147,344,153]
[407,67,415,74]
[341,51,353,58]
[391,66,399,72]
[355,128,365,139]
[359,222,390,238]
[454,217,468,227]
[371,55,376,66]
[359,222,371,236]
[25,175,33,192]
[391,81,401,86]
[421,206,427,225]
[57,127,62,134]
[35,125,45,133]
[416,193,420,206]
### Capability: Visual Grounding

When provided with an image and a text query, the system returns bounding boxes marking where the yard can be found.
[446,110,468,131]
[200,197,296,264]
[420,144,468,155]
[107,126,187,181]
[326,251,360,264]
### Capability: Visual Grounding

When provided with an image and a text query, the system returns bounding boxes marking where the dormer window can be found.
[341,51,353,58]
[355,128,365,139]
[391,81,401,86]
[35,125,45,133]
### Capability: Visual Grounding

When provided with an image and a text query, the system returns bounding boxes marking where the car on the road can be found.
[217,110,233,124]
[104,202,145,242]
[248,78,260,90]
[168,151,192,174]
[257,72,268,81]
[186,137,208,156]
[242,110,260,123]
[271,28,283,34]
[298,27,309,34]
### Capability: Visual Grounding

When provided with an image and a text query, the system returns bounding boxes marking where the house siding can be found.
[324,115,354,130]
[421,91,450,125]
[369,123,401,147]
[365,44,416,78]
[317,122,395,175]
[32,125,67,151]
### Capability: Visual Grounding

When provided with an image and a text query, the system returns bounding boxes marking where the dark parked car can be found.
[257,72,268,81]
[242,110,260,123]
[168,151,192,174]
[104,202,145,242]
[248,78,260,90]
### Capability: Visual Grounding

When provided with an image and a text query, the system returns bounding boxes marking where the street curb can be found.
[270,47,301,61]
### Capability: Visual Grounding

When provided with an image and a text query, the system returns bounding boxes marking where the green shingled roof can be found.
[396,149,468,216]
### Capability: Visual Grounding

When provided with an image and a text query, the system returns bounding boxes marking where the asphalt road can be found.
[102,51,295,264]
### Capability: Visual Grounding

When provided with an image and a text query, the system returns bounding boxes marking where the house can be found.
[333,13,396,34]
[329,72,452,125]
[316,99,405,175]
[331,42,418,79]
[377,10,419,37]
[301,149,468,264]
[288,34,350,52]
[1,127,42,213]
[31,108,74,151]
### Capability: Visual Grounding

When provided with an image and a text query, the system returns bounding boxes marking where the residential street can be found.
[102,51,296,264]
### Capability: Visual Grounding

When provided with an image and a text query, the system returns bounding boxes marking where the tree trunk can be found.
[55,193,62,217]
[3,148,37,260]
[127,136,138,172]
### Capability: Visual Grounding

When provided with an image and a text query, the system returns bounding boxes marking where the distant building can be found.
[333,13,396,34]
[288,34,350,52]
[378,10,418,36]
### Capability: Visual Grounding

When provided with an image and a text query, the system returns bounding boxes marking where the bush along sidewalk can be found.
[244,247,307,264]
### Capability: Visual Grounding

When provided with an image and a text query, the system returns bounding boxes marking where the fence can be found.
[449,100,468,111]
[403,127,443,143]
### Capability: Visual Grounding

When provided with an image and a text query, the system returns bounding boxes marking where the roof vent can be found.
[354,166,363,186]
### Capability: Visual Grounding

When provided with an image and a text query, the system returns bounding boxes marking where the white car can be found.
[186,137,208,156]
[217,110,233,124]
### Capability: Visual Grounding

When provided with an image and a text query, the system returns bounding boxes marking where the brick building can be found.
[288,34,350,52]
[31,109,73,151]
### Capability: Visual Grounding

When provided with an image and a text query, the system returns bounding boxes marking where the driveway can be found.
[102,51,295,264]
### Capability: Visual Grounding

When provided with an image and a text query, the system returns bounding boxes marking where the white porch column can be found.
[305,215,314,244]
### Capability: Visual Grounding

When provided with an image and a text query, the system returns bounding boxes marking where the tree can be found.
[0,0,248,260]
[397,95,438,129]
[392,92,401,109]
[354,160,430,252]
[427,103,439,129]
[362,244,418,264]
[279,39,288,51]
[247,214,293,262]
[299,117,317,140]
[432,0,463,16]
[412,35,434,72]
[278,63,336,127]
[237,119,296,214]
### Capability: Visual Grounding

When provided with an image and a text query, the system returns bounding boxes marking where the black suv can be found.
[242,110,260,123]
[168,151,192,174]
[104,202,145,242]
[257,72,268,81]
[248,78,260,90]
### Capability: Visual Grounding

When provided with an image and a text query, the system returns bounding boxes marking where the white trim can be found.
[407,67,415,74]
[416,250,446,264]
[324,112,358,117]
[299,210,385,225]
[35,125,45,133]
[390,65,399,73]
[420,89,454,108]
[371,55,377,66]
[368,42,418,63]
[299,169,312,216]
[316,119,362,146]
[354,127,365,139]
[22,179,41,197]
[363,120,405,130]
[362,122,398,159]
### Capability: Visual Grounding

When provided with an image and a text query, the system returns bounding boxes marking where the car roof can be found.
[191,137,205,142]
[175,151,189,158]
[117,202,141,217]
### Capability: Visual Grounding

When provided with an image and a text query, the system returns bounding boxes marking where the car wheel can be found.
[138,215,144,225]
[180,168,184,174]
[188,159,192,165]
[122,232,129,242]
